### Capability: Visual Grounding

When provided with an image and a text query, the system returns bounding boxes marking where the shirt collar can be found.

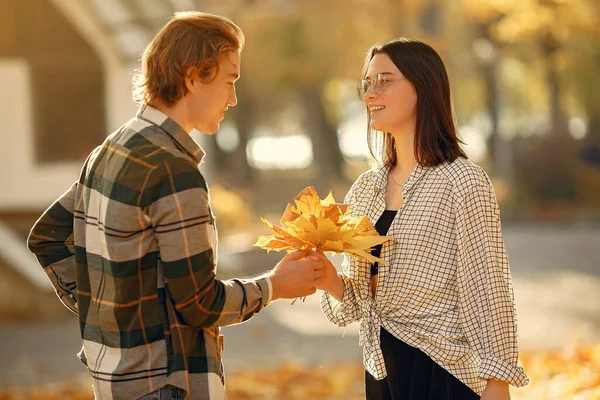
[136,104,205,166]
[372,163,430,195]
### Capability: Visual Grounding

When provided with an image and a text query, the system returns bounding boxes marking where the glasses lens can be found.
[374,74,388,92]
[357,80,369,100]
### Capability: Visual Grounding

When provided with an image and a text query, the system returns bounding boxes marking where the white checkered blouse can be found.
[321,157,529,395]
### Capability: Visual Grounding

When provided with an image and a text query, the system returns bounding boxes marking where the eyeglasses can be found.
[357,73,391,100]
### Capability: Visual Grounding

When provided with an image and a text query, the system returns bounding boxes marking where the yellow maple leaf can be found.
[255,186,393,265]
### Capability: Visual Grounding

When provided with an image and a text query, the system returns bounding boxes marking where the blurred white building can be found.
[0,0,300,313]
[0,0,201,317]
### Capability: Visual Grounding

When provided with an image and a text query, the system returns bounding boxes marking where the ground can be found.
[0,224,599,398]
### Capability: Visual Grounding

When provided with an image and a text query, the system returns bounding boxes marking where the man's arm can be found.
[27,182,79,314]
[147,158,321,329]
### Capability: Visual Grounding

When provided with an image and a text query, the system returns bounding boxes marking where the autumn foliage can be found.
[1,344,600,399]
[255,186,392,265]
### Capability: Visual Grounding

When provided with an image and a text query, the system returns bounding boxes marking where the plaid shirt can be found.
[27,105,271,400]
[321,158,529,395]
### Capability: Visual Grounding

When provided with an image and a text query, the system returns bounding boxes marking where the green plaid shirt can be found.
[28,105,271,400]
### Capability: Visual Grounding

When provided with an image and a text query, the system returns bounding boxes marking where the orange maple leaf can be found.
[254,186,393,265]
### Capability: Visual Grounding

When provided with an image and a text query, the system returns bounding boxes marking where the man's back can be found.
[29,106,273,399]
[27,11,324,400]
[75,105,224,399]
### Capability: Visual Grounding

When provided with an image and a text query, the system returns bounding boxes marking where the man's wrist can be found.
[264,275,274,305]
[266,271,280,302]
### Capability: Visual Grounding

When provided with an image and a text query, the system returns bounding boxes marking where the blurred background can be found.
[1,0,599,398]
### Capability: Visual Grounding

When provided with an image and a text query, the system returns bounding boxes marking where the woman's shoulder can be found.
[352,164,385,187]
[345,165,385,199]
[432,157,492,195]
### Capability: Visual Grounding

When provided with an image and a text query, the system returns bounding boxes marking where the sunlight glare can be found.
[459,126,487,163]
[338,113,370,159]
[246,135,313,169]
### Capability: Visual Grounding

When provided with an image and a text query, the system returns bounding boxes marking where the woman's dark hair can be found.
[362,38,467,167]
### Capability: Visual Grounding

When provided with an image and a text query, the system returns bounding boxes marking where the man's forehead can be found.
[220,51,241,75]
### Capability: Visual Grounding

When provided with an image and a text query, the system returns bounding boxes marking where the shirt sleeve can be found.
[147,158,270,330]
[27,181,79,314]
[320,181,362,326]
[320,257,362,326]
[455,180,529,387]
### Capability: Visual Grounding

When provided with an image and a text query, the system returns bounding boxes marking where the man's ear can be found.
[184,66,197,94]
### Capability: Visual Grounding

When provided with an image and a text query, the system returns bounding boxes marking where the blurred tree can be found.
[568,29,600,142]
[238,0,396,183]
[213,0,483,186]
[565,18,600,209]
[463,0,599,137]
[462,0,600,211]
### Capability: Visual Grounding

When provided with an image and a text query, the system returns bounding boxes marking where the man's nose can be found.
[228,87,238,107]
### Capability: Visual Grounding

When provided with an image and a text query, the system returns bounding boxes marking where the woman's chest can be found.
[354,183,460,300]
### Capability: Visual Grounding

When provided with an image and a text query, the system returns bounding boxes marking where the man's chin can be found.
[196,124,219,135]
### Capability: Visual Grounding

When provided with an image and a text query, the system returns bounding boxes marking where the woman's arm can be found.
[317,176,370,327]
[319,255,362,326]
[481,379,510,400]
[455,178,529,389]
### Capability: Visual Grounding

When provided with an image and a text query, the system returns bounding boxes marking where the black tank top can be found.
[370,210,397,276]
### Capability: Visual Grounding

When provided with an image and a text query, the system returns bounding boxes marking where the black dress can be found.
[366,210,480,400]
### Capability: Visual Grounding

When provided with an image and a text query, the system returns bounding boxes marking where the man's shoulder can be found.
[107,116,196,169]
[87,117,202,207]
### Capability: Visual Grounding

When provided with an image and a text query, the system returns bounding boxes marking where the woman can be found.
[316,38,529,399]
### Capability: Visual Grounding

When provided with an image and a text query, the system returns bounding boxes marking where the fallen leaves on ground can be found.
[255,186,393,265]
[226,363,365,400]
[512,343,600,399]
[1,344,599,399]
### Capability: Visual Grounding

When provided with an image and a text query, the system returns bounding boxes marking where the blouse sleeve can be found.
[320,179,363,327]
[455,179,529,387]
[320,256,362,326]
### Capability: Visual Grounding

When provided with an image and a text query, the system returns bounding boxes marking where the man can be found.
[27,11,324,400]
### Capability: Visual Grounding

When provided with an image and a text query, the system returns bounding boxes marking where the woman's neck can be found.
[391,127,417,174]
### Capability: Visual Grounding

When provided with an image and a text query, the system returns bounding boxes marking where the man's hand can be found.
[481,379,510,400]
[268,251,325,301]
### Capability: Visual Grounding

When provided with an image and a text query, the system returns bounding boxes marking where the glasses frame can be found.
[357,73,390,100]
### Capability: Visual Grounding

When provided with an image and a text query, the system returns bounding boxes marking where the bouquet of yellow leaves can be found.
[255,186,393,265]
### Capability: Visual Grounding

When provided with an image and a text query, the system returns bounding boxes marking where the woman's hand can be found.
[481,379,510,400]
[312,253,345,302]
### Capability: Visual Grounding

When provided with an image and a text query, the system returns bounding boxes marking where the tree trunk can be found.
[542,32,568,137]
[476,22,513,184]
[484,42,501,169]
[300,86,344,183]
